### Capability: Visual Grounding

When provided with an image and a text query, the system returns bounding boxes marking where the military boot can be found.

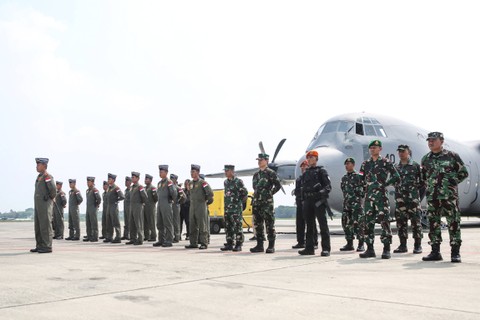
[393,239,408,253]
[451,245,461,263]
[359,244,376,258]
[220,241,234,251]
[249,239,264,253]
[413,238,422,254]
[266,240,275,254]
[232,242,242,252]
[381,243,391,259]
[340,239,355,251]
[356,239,365,252]
[422,244,443,261]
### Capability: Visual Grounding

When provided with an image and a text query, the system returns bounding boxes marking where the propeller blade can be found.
[272,138,286,163]
[280,185,286,194]
[259,141,266,154]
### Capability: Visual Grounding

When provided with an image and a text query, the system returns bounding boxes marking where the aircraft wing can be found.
[205,168,258,179]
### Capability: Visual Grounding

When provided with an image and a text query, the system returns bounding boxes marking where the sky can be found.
[1,0,479,213]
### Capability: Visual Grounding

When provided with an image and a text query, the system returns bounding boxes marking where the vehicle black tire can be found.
[211,221,221,234]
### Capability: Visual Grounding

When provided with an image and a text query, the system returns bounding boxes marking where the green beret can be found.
[344,157,355,164]
[368,140,382,148]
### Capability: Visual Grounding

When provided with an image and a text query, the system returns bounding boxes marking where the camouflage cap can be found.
[158,165,169,171]
[426,132,444,140]
[191,164,201,171]
[397,144,410,151]
[35,157,49,164]
[108,173,117,180]
[56,181,63,185]
[256,153,269,160]
[86,176,95,182]
[131,171,140,178]
[344,157,355,164]
[103,181,108,186]
[69,179,76,184]
[145,174,153,180]
[125,176,132,182]
[224,164,235,171]
[368,139,382,148]
[170,173,178,180]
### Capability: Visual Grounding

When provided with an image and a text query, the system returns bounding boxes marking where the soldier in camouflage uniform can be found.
[154,165,177,247]
[100,181,108,239]
[126,172,148,245]
[144,174,158,242]
[84,177,101,242]
[221,165,248,252]
[170,173,183,242]
[340,158,365,252]
[31,158,57,253]
[185,164,214,250]
[53,181,67,240]
[421,132,468,263]
[122,176,132,240]
[105,173,125,243]
[359,140,400,259]
[250,154,282,254]
[393,145,424,254]
[66,179,83,241]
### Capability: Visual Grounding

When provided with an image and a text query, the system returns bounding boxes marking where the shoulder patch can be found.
[115,187,120,192]
[168,181,173,187]
[139,186,144,191]
[152,187,157,191]
[202,182,209,188]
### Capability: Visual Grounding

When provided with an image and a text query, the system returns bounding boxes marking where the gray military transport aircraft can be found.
[206,112,480,216]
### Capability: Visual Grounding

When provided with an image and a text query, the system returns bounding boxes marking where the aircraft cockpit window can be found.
[320,120,354,134]
[355,117,387,137]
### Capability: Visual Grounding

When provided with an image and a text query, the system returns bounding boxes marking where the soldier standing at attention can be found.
[221,165,248,252]
[185,164,214,250]
[84,177,101,242]
[170,174,183,242]
[359,140,400,259]
[298,151,332,256]
[105,173,125,243]
[122,176,132,240]
[393,145,424,254]
[144,174,158,242]
[127,172,148,245]
[421,132,468,263]
[53,181,67,240]
[340,158,365,252]
[154,165,177,247]
[180,179,191,240]
[31,158,56,253]
[250,153,282,254]
[100,181,108,240]
[66,179,83,241]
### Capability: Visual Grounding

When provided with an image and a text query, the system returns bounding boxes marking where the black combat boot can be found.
[340,239,355,251]
[266,240,275,254]
[220,241,234,251]
[393,239,408,253]
[413,238,422,254]
[359,244,376,258]
[381,243,391,259]
[250,239,264,253]
[422,244,443,261]
[451,245,461,263]
[356,239,365,252]
[232,242,242,252]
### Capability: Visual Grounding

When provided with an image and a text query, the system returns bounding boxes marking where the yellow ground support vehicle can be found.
[208,189,253,234]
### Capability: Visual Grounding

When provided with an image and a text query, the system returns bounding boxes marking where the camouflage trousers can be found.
[225,210,244,244]
[342,204,363,241]
[361,195,392,245]
[253,201,275,241]
[427,199,461,246]
[395,196,423,241]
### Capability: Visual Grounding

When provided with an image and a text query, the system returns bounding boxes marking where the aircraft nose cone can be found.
[296,147,347,177]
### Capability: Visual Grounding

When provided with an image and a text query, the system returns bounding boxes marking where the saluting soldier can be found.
[170,173,183,242]
[393,145,424,254]
[105,173,125,243]
[340,158,365,252]
[122,176,132,240]
[221,165,248,252]
[359,140,400,259]
[84,177,101,242]
[53,181,67,240]
[250,153,282,254]
[154,165,177,247]
[66,179,83,241]
[31,158,57,253]
[100,181,108,239]
[144,174,158,242]
[185,164,214,250]
[421,132,468,263]
[127,172,148,245]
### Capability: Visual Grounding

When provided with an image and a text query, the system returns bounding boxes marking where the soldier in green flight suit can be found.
[144,174,158,242]
[53,181,67,240]
[185,164,214,250]
[84,177,101,242]
[250,153,282,254]
[31,158,57,253]
[154,165,177,247]
[105,173,125,243]
[170,173,182,242]
[66,179,83,241]
[359,140,400,259]
[126,172,148,245]
[340,158,365,252]
[221,165,248,252]
[122,176,132,240]
[421,132,468,263]
[393,145,424,254]
[100,181,108,239]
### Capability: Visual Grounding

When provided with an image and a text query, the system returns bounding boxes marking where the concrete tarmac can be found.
[1,220,479,320]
